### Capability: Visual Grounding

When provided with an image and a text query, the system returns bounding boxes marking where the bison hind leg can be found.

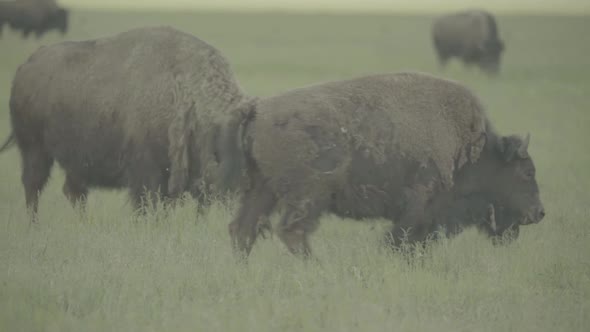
[229,177,277,259]
[20,146,54,220]
[276,199,324,259]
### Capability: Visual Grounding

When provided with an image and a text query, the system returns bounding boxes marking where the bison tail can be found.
[225,98,258,156]
[218,98,258,192]
[0,132,15,153]
[167,101,196,199]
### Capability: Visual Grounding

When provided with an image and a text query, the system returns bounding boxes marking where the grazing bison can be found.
[0,26,252,219]
[227,72,544,258]
[0,0,68,39]
[432,10,504,74]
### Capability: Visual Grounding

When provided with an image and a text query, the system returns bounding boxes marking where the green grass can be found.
[1,10,589,332]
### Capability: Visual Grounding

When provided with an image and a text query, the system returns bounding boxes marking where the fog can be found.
[60,0,590,15]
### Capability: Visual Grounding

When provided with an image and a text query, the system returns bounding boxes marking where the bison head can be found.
[57,9,69,35]
[453,133,545,241]
[47,8,69,35]
[495,134,544,218]
[483,133,545,237]
[480,39,504,75]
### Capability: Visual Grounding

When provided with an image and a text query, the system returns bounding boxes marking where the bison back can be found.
[432,10,495,55]
[251,72,488,208]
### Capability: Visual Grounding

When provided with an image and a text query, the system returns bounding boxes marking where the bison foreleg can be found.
[62,174,88,211]
[385,185,437,250]
[128,155,170,214]
[129,184,165,214]
[435,48,451,69]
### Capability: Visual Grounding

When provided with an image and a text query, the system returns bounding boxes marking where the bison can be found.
[0,0,68,39]
[0,26,253,219]
[432,10,505,75]
[226,72,544,258]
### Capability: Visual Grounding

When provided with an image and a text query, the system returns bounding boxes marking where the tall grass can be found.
[0,10,589,331]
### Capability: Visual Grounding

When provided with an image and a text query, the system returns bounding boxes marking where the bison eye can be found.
[523,170,535,180]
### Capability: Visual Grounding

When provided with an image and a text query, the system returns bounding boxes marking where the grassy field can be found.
[1,10,589,332]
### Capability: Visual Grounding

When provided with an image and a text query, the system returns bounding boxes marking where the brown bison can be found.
[0,26,252,219]
[0,0,68,39]
[227,72,544,257]
[432,10,505,74]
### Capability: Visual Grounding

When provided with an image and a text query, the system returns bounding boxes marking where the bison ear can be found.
[499,134,530,162]
[168,101,196,198]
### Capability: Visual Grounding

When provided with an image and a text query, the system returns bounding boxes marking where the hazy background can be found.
[1,1,589,331]
[61,0,590,15]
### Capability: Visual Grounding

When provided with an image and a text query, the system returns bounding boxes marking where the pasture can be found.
[0,10,589,332]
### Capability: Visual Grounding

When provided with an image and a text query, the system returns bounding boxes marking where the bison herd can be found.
[0,6,545,260]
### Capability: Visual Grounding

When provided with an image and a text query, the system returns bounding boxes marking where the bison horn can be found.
[517,133,530,158]
[487,204,497,233]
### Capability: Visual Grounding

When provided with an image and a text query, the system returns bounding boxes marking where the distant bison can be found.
[432,10,504,74]
[0,26,252,219]
[227,72,544,257]
[0,0,68,39]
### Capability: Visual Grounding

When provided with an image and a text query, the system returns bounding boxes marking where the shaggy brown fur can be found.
[432,10,505,74]
[0,0,68,39]
[3,26,252,218]
[228,72,544,258]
